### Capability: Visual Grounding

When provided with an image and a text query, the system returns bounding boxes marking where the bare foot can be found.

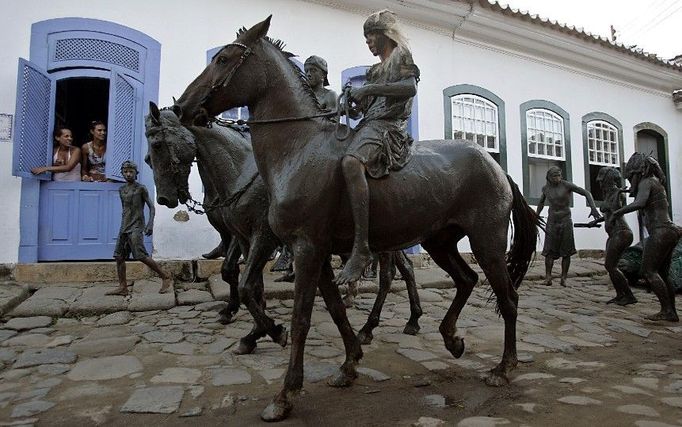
[646,311,679,322]
[542,278,552,286]
[560,277,567,287]
[615,295,638,306]
[334,251,371,285]
[159,277,174,294]
[106,286,129,296]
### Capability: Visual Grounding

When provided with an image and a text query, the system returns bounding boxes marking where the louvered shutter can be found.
[12,59,55,180]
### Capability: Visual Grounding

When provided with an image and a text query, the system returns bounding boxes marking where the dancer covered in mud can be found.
[610,153,680,321]
[536,166,600,287]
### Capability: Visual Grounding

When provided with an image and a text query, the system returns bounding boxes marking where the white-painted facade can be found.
[1,0,680,264]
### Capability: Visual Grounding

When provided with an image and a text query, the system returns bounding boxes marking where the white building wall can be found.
[1,0,680,262]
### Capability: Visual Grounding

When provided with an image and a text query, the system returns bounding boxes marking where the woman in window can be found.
[81,120,107,182]
[31,126,81,181]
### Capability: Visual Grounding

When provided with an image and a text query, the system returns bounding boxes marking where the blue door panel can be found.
[78,190,103,242]
[38,182,125,260]
[48,191,74,242]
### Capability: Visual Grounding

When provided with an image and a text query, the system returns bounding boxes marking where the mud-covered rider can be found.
[335,9,420,285]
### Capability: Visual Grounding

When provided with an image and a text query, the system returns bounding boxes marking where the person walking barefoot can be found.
[107,160,173,296]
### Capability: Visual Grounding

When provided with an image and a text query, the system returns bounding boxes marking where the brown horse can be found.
[176,17,540,422]
[145,104,423,352]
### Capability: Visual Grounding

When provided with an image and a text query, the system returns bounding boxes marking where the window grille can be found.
[526,109,565,160]
[451,94,498,152]
[587,120,619,166]
[54,38,140,72]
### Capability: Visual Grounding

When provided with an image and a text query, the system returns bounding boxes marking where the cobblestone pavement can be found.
[1,260,681,426]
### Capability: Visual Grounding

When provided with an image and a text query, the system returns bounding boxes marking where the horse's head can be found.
[175,16,273,126]
[145,101,197,208]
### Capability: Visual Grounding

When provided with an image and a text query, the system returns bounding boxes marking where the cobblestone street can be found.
[1,259,681,426]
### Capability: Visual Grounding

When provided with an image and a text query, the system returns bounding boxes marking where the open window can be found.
[520,100,571,205]
[581,113,623,205]
[443,84,506,171]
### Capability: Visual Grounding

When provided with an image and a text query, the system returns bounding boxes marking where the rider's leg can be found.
[335,155,372,284]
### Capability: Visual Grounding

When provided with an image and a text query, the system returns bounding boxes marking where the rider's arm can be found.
[351,77,417,101]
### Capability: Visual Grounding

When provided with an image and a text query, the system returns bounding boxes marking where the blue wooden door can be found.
[12,64,149,260]
[37,182,124,260]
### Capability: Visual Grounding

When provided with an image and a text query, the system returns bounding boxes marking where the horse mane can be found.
[232,27,328,115]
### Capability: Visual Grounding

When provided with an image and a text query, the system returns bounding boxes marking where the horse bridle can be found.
[198,41,340,129]
[199,42,252,110]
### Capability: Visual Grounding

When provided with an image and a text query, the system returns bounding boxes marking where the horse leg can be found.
[470,232,520,386]
[315,260,364,387]
[234,235,287,355]
[423,234,478,361]
[395,250,422,335]
[357,252,393,345]
[261,242,325,422]
[218,238,241,325]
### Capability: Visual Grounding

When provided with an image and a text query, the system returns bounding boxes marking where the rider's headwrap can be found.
[363,9,409,50]
[363,10,414,80]
[121,160,139,177]
[304,55,330,86]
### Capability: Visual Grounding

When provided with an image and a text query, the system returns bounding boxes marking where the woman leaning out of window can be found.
[31,126,82,181]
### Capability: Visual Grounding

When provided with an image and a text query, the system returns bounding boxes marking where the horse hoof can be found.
[342,296,355,308]
[485,370,510,387]
[261,399,292,422]
[327,370,356,388]
[233,340,257,355]
[357,330,373,345]
[218,313,236,325]
[272,325,288,348]
[445,336,465,358]
[403,323,420,336]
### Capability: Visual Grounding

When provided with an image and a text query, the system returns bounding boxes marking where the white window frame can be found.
[526,108,565,161]
[450,94,499,153]
[587,120,619,167]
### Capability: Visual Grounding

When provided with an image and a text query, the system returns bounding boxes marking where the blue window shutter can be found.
[12,58,55,180]
[106,70,140,181]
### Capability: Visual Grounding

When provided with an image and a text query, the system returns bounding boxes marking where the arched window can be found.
[450,94,498,152]
[526,109,565,160]
[443,84,506,171]
[582,113,623,203]
[520,101,571,204]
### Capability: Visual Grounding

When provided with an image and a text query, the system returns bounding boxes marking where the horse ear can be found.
[171,104,183,119]
[149,102,161,125]
[243,15,272,42]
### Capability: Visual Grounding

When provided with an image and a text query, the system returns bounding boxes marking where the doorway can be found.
[55,78,109,147]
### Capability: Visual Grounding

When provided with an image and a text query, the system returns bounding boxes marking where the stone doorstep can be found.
[5,254,605,287]
[8,253,440,284]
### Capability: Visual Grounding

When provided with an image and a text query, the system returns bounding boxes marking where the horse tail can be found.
[505,174,543,289]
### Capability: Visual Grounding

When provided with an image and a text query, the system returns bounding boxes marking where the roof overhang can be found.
[304,0,682,95]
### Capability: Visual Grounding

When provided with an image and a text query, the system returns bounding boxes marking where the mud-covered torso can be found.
[601,189,630,235]
[543,181,572,223]
[119,182,147,233]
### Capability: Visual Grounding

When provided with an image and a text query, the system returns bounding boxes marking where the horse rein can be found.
[200,40,353,139]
